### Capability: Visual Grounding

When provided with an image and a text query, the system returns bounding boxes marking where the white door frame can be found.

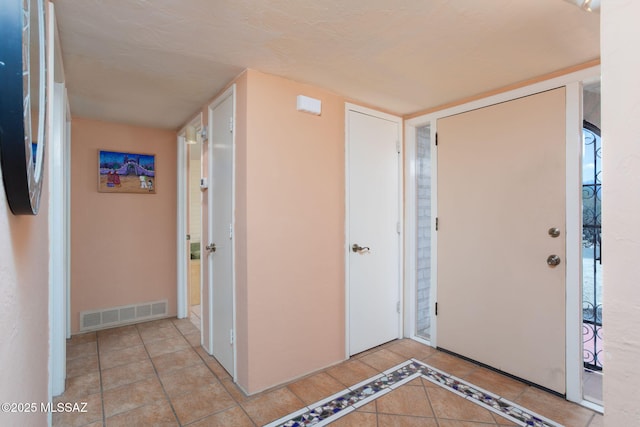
[403,121,438,347]
[177,114,203,320]
[49,81,70,398]
[48,2,70,406]
[344,103,403,358]
[404,65,600,407]
[206,84,237,379]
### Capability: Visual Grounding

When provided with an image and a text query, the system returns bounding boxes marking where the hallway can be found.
[56,318,601,427]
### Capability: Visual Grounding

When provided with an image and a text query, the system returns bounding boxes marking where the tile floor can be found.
[56,318,603,427]
[189,306,201,330]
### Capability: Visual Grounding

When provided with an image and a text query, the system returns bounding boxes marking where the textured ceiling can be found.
[51,0,600,129]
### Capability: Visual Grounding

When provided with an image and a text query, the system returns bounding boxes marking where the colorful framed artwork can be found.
[98,150,156,194]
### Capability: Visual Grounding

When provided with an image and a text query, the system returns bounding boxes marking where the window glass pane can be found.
[416,125,431,340]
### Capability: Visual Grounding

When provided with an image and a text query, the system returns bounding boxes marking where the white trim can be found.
[177,114,203,320]
[65,95,71,341]
[403,120,438,347]
[231,86,237,382]
[176,132,187,319]
[403,123,417,339]
[429,124,438,347]
[47,4,69,415]
[565,82,583,403]
[407,66,600,124]
[344,106,351,359]
[580,399,604,414]
[346,103,402,123]
[344,103,403,358]
[199,138,205,349]
[49,81,68,397]
[398,116,404,344]
[206,85,237,380]
[405,65,601,403]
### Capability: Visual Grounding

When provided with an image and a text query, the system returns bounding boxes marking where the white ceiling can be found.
[51,0,600,130]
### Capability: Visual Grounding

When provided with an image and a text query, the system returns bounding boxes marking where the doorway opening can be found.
[187,131,203,330]
[582,81,602,405]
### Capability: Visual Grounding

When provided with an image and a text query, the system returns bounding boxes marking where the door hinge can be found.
[435,132,438,146]
[229,223,234,239]
[230,329,234,345]
[396,221,401,234]
[396,301,401,313]
[396,140,401,153]
[435,217,439,231]
[186,234,191,241]
[229,117,234,133]
[435,302,438,316]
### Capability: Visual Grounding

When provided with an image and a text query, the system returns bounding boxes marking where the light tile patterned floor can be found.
[55,318,603,427]
[268,359,569,427]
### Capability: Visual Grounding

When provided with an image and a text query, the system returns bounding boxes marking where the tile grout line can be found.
[413,359,564,427]
[137,322,184,427]
[418,375,442,427]
[172,318,259,427]
[94,333,107,427]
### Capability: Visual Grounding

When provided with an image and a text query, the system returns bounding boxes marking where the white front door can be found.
[347,105,402,356]
[437,88,566,394]
[207,89,235,376]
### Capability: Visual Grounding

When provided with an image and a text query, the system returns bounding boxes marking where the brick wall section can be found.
[416,125,431,337]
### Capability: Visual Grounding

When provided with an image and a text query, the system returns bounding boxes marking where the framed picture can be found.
[98,150,156,194]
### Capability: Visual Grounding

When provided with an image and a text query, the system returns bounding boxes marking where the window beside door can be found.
[416,125,432,341]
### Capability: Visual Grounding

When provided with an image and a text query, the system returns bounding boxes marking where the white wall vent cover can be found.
[80,299,169,332]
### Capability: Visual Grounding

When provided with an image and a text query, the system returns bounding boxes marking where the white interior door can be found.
[347,106,402,356]
[437,88,567,394]
[207,91,235,376]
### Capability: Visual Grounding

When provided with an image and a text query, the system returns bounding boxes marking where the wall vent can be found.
[80,299,169,332]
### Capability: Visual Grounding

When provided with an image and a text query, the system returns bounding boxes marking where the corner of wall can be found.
[241,70,346,393]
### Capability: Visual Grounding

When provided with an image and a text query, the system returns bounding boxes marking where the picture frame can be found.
[98,150,156,194]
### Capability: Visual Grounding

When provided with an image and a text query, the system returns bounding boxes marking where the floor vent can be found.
[80,300,169,332]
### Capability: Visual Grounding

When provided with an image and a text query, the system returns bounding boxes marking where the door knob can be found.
[547,254,561,266]
[548,227,561,238]
[206,243,216,253]
[352,244,370,253]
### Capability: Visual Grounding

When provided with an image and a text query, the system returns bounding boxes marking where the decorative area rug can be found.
[265,359,563,427]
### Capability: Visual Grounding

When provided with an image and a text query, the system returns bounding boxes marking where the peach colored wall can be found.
[0,163,50,426]
[70,117,177,333]
[242,70,345,393]
[190,70,346,393]
[602,2,640,424]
